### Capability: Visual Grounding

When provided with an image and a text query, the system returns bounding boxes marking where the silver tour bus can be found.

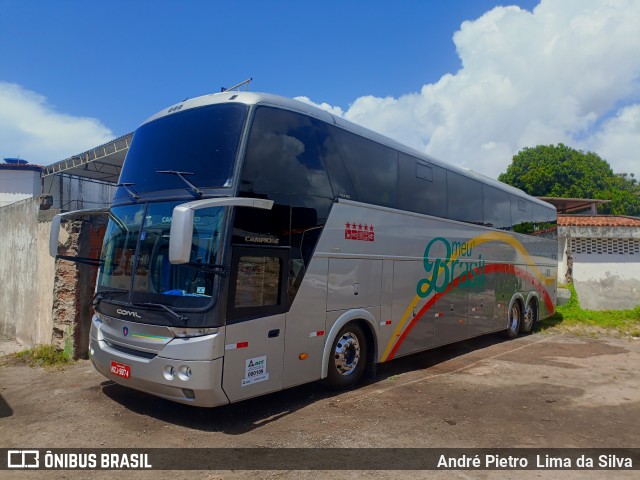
[50,91,557,407]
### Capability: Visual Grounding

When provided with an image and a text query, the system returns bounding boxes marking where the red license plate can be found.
[110,361,130,379]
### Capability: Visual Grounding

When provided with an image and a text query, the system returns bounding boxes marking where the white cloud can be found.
[585,104,640,176]
[0,82,114,165]
[294,96,345,117]
[302,0,640,179]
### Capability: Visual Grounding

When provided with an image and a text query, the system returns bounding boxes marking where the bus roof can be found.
[143,91,553,209]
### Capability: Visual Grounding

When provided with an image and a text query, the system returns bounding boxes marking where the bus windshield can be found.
[114,103,248,201]
[97,202,226,311]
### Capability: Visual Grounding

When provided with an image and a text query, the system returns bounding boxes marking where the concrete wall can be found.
[573,256,640,310]
[0,198,56,345]
[0,198,106,356]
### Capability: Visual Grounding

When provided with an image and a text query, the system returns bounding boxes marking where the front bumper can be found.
[89,335,229,408]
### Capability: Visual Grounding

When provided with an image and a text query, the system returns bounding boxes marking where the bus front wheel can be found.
[325,323,368,389]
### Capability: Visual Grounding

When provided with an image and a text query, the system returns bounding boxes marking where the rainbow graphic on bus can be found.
[381,231,554,361]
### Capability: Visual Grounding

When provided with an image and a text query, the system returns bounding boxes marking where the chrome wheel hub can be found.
[333,332,361,376]
[509,305,520,331]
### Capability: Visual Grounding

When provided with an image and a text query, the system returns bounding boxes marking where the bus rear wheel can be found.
[520,299,538,334]
[503,301,521,339]
[325,323,367,390]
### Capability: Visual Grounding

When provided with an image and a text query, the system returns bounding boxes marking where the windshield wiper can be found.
[116,183,139,202]
[156,170,203,198]
[134,302,188,323]
[92,288,129,306]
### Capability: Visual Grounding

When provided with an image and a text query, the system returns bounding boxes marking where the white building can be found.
[558,214,640,311]
[0,159,43,207]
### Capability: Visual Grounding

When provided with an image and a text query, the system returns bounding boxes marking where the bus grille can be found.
[104,340,158,359]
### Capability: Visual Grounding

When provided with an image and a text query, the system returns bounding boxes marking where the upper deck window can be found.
[115,103,248,201]
[446,171,483,224]
[331,127,398,208]
[241,107,333,198]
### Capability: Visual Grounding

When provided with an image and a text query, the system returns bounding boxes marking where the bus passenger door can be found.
[222,246,289,402]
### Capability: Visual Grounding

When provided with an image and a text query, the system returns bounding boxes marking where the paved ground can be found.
[1,331,638,479]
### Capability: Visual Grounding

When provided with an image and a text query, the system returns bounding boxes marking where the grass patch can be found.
[538,283,640,337]
[6,344,73,368]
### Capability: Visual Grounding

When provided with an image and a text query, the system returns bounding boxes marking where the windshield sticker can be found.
[241,355,269,387]
[345,223,375,242]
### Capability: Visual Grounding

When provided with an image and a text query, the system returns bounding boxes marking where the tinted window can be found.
[416,163,433,181]
[511,196,533,233]
[234,255,282,308]
[241,107,333,198]
[398,153,447,217]
[447,171,483,224]
[532,203,557,238]
[483,185,512,230]
[322,124,358,201]
[232,194,332,307]
[116,104,247,200]
[332,128,398,208]
[228,246,289,322]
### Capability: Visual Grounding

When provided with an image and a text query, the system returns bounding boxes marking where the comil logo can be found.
[8,450,39,468]
[116,309,141,319]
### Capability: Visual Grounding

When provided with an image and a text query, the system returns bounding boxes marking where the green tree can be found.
[499,144,640,216]
[601,173,640,216]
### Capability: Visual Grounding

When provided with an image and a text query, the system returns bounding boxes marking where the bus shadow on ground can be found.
[100,332,512,434]
[0,394,13,418]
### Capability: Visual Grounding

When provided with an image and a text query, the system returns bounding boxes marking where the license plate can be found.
[110,361,130,379]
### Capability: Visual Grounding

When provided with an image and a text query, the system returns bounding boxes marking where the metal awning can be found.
[41,132,133,183]
[538,196,610,214]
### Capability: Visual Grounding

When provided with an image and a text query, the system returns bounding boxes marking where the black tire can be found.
[520,299,538,334]
[324,323,368,390]
[503,301,521,339]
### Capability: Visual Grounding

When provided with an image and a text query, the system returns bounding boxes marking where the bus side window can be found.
[483,185,511,230]
[320,123,358,201]
[241,107,333,198]
[511,196,533,233]
[398,153,447,217]
[532,203,557,238]
[331,127,398,208]
[228,247,289,323]
[447,171,483,224]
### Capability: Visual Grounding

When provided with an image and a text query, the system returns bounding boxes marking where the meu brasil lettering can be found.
[417,237,485,297]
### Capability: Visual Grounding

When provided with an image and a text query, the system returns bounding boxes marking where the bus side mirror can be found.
[48,208,110,259]
[169,197,274,264]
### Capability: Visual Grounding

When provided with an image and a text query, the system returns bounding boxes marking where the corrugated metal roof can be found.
[41,133,132,183]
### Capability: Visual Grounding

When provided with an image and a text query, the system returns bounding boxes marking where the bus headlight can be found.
[177,365,192,381]
[168,327,217,338]
[163,365,176,380]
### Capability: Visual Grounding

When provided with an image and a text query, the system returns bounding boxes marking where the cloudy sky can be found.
[0,0,638,179]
